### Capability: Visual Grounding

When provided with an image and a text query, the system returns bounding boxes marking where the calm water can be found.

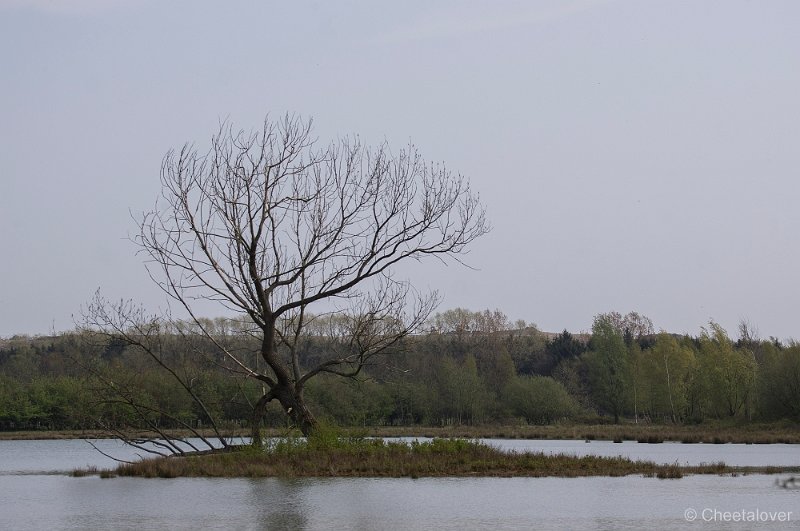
[1,439,798,530]
[494,439,800,467]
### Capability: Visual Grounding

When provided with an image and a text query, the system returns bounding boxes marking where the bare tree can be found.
[600,311,654,342]
[78,296,234,456]
[111,114,488,441]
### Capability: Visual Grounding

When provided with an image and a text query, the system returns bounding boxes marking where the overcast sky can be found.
[1,0,798,340]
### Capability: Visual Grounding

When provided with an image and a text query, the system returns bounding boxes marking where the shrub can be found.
[503,376,581,424]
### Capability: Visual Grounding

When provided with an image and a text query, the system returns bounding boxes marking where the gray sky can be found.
[1,0,798,340]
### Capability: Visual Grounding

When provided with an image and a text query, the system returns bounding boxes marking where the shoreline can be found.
[360,423,800,444]
[4,422,800,444]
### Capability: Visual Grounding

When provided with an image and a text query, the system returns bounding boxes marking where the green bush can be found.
[503,375,580,424]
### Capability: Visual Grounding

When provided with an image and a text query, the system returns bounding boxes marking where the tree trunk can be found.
[274,384,318,437]
[253,324,318,438]
[250,392,273,447]
[290,399,318,437]
[249,385,319,445]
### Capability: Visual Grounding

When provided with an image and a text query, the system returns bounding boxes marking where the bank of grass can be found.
[355,420,800,445]
[8,419,800,444]
[78,435,798,479]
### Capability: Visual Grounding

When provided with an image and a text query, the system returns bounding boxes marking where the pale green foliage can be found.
[587,314,631,423]
[627,341,645,421]
[699,322,757,418]
[503,375,580,424]
[641,333,697,422]
[435,355,491,424]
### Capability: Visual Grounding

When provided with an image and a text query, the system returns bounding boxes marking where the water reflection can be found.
[248,478,310,530]
[1,474,798,530]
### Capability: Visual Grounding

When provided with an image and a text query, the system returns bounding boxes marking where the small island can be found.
[72,435,799,480]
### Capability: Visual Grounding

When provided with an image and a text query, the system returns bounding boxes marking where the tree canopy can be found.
[90,114,489,440]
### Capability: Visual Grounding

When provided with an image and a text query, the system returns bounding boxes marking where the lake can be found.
[1,438,798,530]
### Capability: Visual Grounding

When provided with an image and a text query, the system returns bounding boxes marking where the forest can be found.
[0,309,798,432]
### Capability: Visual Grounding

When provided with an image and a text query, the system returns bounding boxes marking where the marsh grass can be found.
[71,466,116,478]
[70,467,96,477]
[636,436,664,444]
[655,463,684,479]
[88,434,791,480]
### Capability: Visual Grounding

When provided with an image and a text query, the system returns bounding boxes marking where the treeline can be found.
[1,309,798,431]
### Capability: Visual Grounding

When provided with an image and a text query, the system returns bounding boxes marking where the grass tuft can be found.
[656,463,683,479]
[637,436,664,444]
[71,466,97,477]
